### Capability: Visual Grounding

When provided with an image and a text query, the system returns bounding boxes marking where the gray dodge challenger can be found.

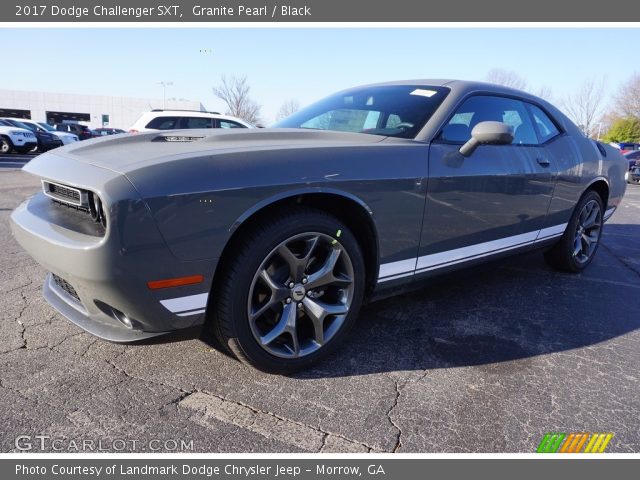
[11,80,627,372]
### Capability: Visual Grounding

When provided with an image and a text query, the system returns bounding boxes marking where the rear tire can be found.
[210,207,365,373]
[544,190,604,272]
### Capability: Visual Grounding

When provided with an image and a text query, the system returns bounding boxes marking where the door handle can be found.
[536,157,551,166]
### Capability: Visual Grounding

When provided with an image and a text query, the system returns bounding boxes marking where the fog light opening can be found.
[94,301,143,331]
[113,309,133,329]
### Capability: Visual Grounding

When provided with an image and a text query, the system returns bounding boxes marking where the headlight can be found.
[9,130,24,136]
[88,191,107,228]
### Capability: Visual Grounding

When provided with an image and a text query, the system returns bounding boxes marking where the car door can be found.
[416,94,557,276]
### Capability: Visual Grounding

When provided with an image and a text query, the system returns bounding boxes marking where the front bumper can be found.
[43,273,163,341]
[8,134,36,148]
[10,154,216,342]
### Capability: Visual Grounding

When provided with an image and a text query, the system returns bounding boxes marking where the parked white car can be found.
[36,122,79,145]
[0,123,37,154]
[129,109,253,133]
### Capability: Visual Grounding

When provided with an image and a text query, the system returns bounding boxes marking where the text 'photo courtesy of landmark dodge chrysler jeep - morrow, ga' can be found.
[11,80,627,373]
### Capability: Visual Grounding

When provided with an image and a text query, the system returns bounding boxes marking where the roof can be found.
[350,79,543,102]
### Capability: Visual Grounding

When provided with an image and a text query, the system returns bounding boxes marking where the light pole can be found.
[157,81,173,109]
[596,122,603,141]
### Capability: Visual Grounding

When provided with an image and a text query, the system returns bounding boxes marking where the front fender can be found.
[229,186,375,232]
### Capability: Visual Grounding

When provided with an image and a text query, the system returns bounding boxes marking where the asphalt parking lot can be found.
[0,160,638,453]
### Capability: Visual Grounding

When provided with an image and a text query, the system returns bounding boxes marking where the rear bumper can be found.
[10,155,217,342]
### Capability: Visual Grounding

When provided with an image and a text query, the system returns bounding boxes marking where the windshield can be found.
[274,85,449,139]
[5,120,36,132]
[38,122,55,131]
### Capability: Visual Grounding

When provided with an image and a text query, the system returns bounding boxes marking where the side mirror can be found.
[459,121,514,157]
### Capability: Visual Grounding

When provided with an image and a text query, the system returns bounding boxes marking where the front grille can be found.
[43,180,84,206]
[49,183,80,202]
[52,274,81,303]
[42,180,107,230]
[51,198,89,213]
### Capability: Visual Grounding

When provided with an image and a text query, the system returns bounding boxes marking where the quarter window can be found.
[219,120,246,128]
[529,104,560,143]
[441,95,538,145]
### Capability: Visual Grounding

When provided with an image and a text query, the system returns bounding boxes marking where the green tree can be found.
[602,117,640,143]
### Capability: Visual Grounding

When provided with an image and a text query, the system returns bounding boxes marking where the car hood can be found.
[28,128,387,175]
[50,131,76,138]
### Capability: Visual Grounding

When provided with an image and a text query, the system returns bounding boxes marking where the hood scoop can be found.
[152,134,205,143]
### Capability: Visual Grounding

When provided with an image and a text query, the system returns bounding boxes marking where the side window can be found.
[529,104,561,143]
[440,95,538,145]
[146,116,178,130]
[219,120,246,129]
[179,117,214,129]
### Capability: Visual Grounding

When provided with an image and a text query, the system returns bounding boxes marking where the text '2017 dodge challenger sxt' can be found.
[11,80,627,372]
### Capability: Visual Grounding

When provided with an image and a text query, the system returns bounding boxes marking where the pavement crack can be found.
[601,242,640,279]
[318,433,329,453]
[165,390,191,407]
[16,291,28,350]
[79,337,99,357]
[105,356,195,401]
[386,379,402,453]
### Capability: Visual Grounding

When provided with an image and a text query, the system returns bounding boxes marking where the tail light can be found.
[129,129,138,134]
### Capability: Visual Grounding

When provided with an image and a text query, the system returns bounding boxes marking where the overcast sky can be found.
[1,27,638,124]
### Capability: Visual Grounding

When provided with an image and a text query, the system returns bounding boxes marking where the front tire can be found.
[544,190,604,272]
[210,208,365,373]
[0,136,13,154]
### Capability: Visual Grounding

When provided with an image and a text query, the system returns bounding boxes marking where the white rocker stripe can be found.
[378,258,417,280]
[177,309,206,317]
[415,230,538,273]
[378,223,568,282]
[160,293,208,314]
[603,207,616,221]
[536,223,568,240]
[377,270,415,283]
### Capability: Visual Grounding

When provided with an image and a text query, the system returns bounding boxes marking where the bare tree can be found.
[561,78,606,138]
[613,72,640,119]
[485,69,528,91]
[213,75,262,125]
[276,99,301,121]
[534,85,553,101]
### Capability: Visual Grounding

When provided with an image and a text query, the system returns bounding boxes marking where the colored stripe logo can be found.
[536,433,614,453]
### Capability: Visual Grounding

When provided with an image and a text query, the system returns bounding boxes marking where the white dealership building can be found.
[0,89,205,130]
